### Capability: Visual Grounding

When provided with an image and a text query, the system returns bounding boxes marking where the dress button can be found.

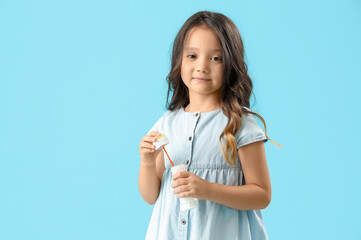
[195,113,199,117]
[186,160,190,165]
[181,219,186,225]
[188,136,192,141]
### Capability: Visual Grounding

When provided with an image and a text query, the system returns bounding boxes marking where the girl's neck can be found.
[185,94,222,113]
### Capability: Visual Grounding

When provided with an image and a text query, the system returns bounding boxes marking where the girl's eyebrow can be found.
[184,47,222,53]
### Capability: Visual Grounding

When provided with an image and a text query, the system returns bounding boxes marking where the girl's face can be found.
[180,25,224,98]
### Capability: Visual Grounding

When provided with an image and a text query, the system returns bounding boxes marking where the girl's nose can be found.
[196,57,209,73]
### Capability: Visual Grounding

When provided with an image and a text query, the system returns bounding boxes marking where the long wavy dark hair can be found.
[166,11,282,167]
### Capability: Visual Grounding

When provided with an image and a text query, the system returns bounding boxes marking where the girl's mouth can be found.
[193,77,210,82]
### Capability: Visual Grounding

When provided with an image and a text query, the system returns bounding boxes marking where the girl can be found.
[138,10,282,240]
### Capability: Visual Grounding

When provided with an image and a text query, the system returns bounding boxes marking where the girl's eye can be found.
[186,55,222,62]
[212,57,222,62]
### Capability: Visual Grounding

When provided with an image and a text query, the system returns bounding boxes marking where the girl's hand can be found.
[171,171,211,200]
[139,131,162,166]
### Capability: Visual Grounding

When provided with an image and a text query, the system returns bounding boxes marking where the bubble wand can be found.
[162,146,174,167]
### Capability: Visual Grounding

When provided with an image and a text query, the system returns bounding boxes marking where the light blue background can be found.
[1,0,360,239]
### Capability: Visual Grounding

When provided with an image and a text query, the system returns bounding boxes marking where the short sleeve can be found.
[236,112,268,149]
[147,115,164,135]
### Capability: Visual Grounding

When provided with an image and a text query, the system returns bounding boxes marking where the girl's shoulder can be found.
[236,107,269,148]
[161,107,183,119]
[147,109,178,134]
[157,108,178,120]
[241,106,252,114]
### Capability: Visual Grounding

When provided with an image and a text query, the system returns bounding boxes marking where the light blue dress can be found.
[145,106,269,240]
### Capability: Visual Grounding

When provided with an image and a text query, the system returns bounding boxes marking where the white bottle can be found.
[171,164,197,211]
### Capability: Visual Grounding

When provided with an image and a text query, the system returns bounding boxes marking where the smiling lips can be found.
[193,77,210,81]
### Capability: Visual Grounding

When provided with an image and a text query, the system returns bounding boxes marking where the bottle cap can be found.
[153,134,169,150]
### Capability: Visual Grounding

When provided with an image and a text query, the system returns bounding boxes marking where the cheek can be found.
[217,67,224,79]
[180,69,188,86]
[218,65,224,74]
[181,63,191,74]
[180,65,192,81]
[216,68,224,86]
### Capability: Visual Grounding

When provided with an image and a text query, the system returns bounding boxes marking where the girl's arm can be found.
[208,140,271,210]
[172,140,271,210]
[138,132,166,205]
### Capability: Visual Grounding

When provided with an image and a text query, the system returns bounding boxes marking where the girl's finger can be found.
[174,185,190,194]
[142,135,159,144]
[172,171,188,180]
[140,142,156,150]
[172,178,188,188]
[177,190,192,198]
[148,132,162,137]
[142,149,155,153]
